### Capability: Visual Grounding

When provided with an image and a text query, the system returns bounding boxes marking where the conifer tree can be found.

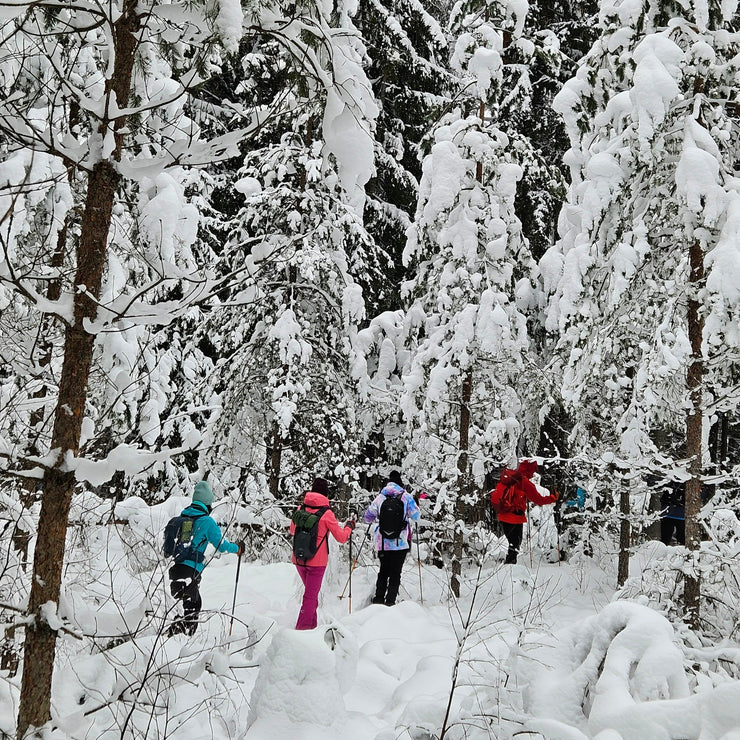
[354,0,452,307]
[402,0,538,593]
[210,121,376,499]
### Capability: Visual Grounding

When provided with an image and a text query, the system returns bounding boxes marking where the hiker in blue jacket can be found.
[364,471,420,606]
[168,480,243,636]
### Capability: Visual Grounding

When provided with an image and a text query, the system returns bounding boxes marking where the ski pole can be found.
[553,490,562,565]
[339,524,371,599]
[415,521,423,605]
[228,547,243,636]
[348,530,353,614]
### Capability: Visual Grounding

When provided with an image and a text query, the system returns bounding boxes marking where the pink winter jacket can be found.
[289,491,352,567]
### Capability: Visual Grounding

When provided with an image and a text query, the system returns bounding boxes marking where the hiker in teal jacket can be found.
[168,480,243,636]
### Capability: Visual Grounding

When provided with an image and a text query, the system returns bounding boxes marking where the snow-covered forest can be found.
[1,0,739,736]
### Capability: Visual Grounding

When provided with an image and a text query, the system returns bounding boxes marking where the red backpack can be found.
[489,470,520,516]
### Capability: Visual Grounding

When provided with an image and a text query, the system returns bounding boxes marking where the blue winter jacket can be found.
[364,483,420,551]
[178,501,239,572]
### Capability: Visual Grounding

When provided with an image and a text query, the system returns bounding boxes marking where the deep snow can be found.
[2,503,740,740]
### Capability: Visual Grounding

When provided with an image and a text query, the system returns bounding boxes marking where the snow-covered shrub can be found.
[619,504,740,641]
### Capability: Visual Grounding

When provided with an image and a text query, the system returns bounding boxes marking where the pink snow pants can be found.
[295,564,326,630]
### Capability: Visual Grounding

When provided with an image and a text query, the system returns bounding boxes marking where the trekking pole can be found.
[228,549,243,636]
[348,530,353,614]
[553,490,562,565]
[415,521,423,606]
[339,524,371,599]
[527,503,533,567]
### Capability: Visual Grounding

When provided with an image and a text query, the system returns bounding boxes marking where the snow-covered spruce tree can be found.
[354,0,452,304]
[541,0,740,628]
[0,0,377,735]
[502,0,602,475]
[401,0,538,595]
[206,14,379,505]
[209,126,376,505]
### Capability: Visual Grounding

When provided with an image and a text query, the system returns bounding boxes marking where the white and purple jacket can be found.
[364,483,420,551]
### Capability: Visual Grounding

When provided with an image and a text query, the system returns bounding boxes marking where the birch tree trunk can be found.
[16,3,140,735]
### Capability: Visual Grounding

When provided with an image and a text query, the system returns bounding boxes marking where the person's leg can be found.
[182,577,202,635]
[502,523,522,564]
[168,564,200,636]
[660,517,674,545]
[296,565,326,630]
[384,550,408,605]
[295,564,309,628]
[675,519,685,545]
[373,551,390,604]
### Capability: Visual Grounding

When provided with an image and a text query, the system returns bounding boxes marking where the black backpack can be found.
[378,495,407,541]
[163,515,205,565]
[292,505,329,563]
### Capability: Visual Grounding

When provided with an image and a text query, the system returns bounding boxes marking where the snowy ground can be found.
[2,503,740,740]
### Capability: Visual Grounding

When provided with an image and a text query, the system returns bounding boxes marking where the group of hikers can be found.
[163,459,556,635]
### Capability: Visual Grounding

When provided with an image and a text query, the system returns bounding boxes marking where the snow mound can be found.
[246,624,358,738]
[525,600,740,739]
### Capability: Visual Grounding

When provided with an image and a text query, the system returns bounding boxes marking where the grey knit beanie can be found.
[193,480,214,507]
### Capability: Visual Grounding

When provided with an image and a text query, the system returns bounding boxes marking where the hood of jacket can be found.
[518,459,538,479]
[303,491,331,508]
[499,469,520,486]
[380,482,404,497]
[181,500,210,517]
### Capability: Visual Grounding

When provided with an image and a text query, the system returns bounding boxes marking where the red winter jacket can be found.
[491,461,556,524]
[289,491,352,567]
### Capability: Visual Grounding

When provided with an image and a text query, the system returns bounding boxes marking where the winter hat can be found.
[388,470,404,489]
[517,459,539,479]
[311,477,329,496]
[193,480,214,507]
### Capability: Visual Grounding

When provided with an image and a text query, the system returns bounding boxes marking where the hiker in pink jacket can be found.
[289,477,354,630]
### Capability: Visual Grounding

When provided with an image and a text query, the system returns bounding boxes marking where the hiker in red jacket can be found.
[289,477,354,630]
[490,459,557,564]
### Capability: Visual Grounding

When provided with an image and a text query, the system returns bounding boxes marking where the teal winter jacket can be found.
[178,501,239,572]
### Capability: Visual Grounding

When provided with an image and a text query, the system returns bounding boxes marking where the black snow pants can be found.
[501,522,523,564]
[168,564,202,636]
[373,549,408,606]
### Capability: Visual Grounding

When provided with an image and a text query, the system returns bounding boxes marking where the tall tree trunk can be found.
[267,119,313,499]
[16,5,139,737]
[684,237,705,632]
[452,370,472,598]
[269,420,282,498]
[13,120,78,572]
[617,480,630,587]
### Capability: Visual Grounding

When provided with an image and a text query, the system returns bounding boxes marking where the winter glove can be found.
[345,519,356,531]
[237,540,245,556]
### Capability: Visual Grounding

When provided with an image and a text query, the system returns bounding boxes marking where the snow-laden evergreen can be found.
[401,0,538,512]
[354,0,452,298]
[209,123,377,499]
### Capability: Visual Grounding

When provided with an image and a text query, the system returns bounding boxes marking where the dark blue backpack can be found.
[163,515,205,564]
